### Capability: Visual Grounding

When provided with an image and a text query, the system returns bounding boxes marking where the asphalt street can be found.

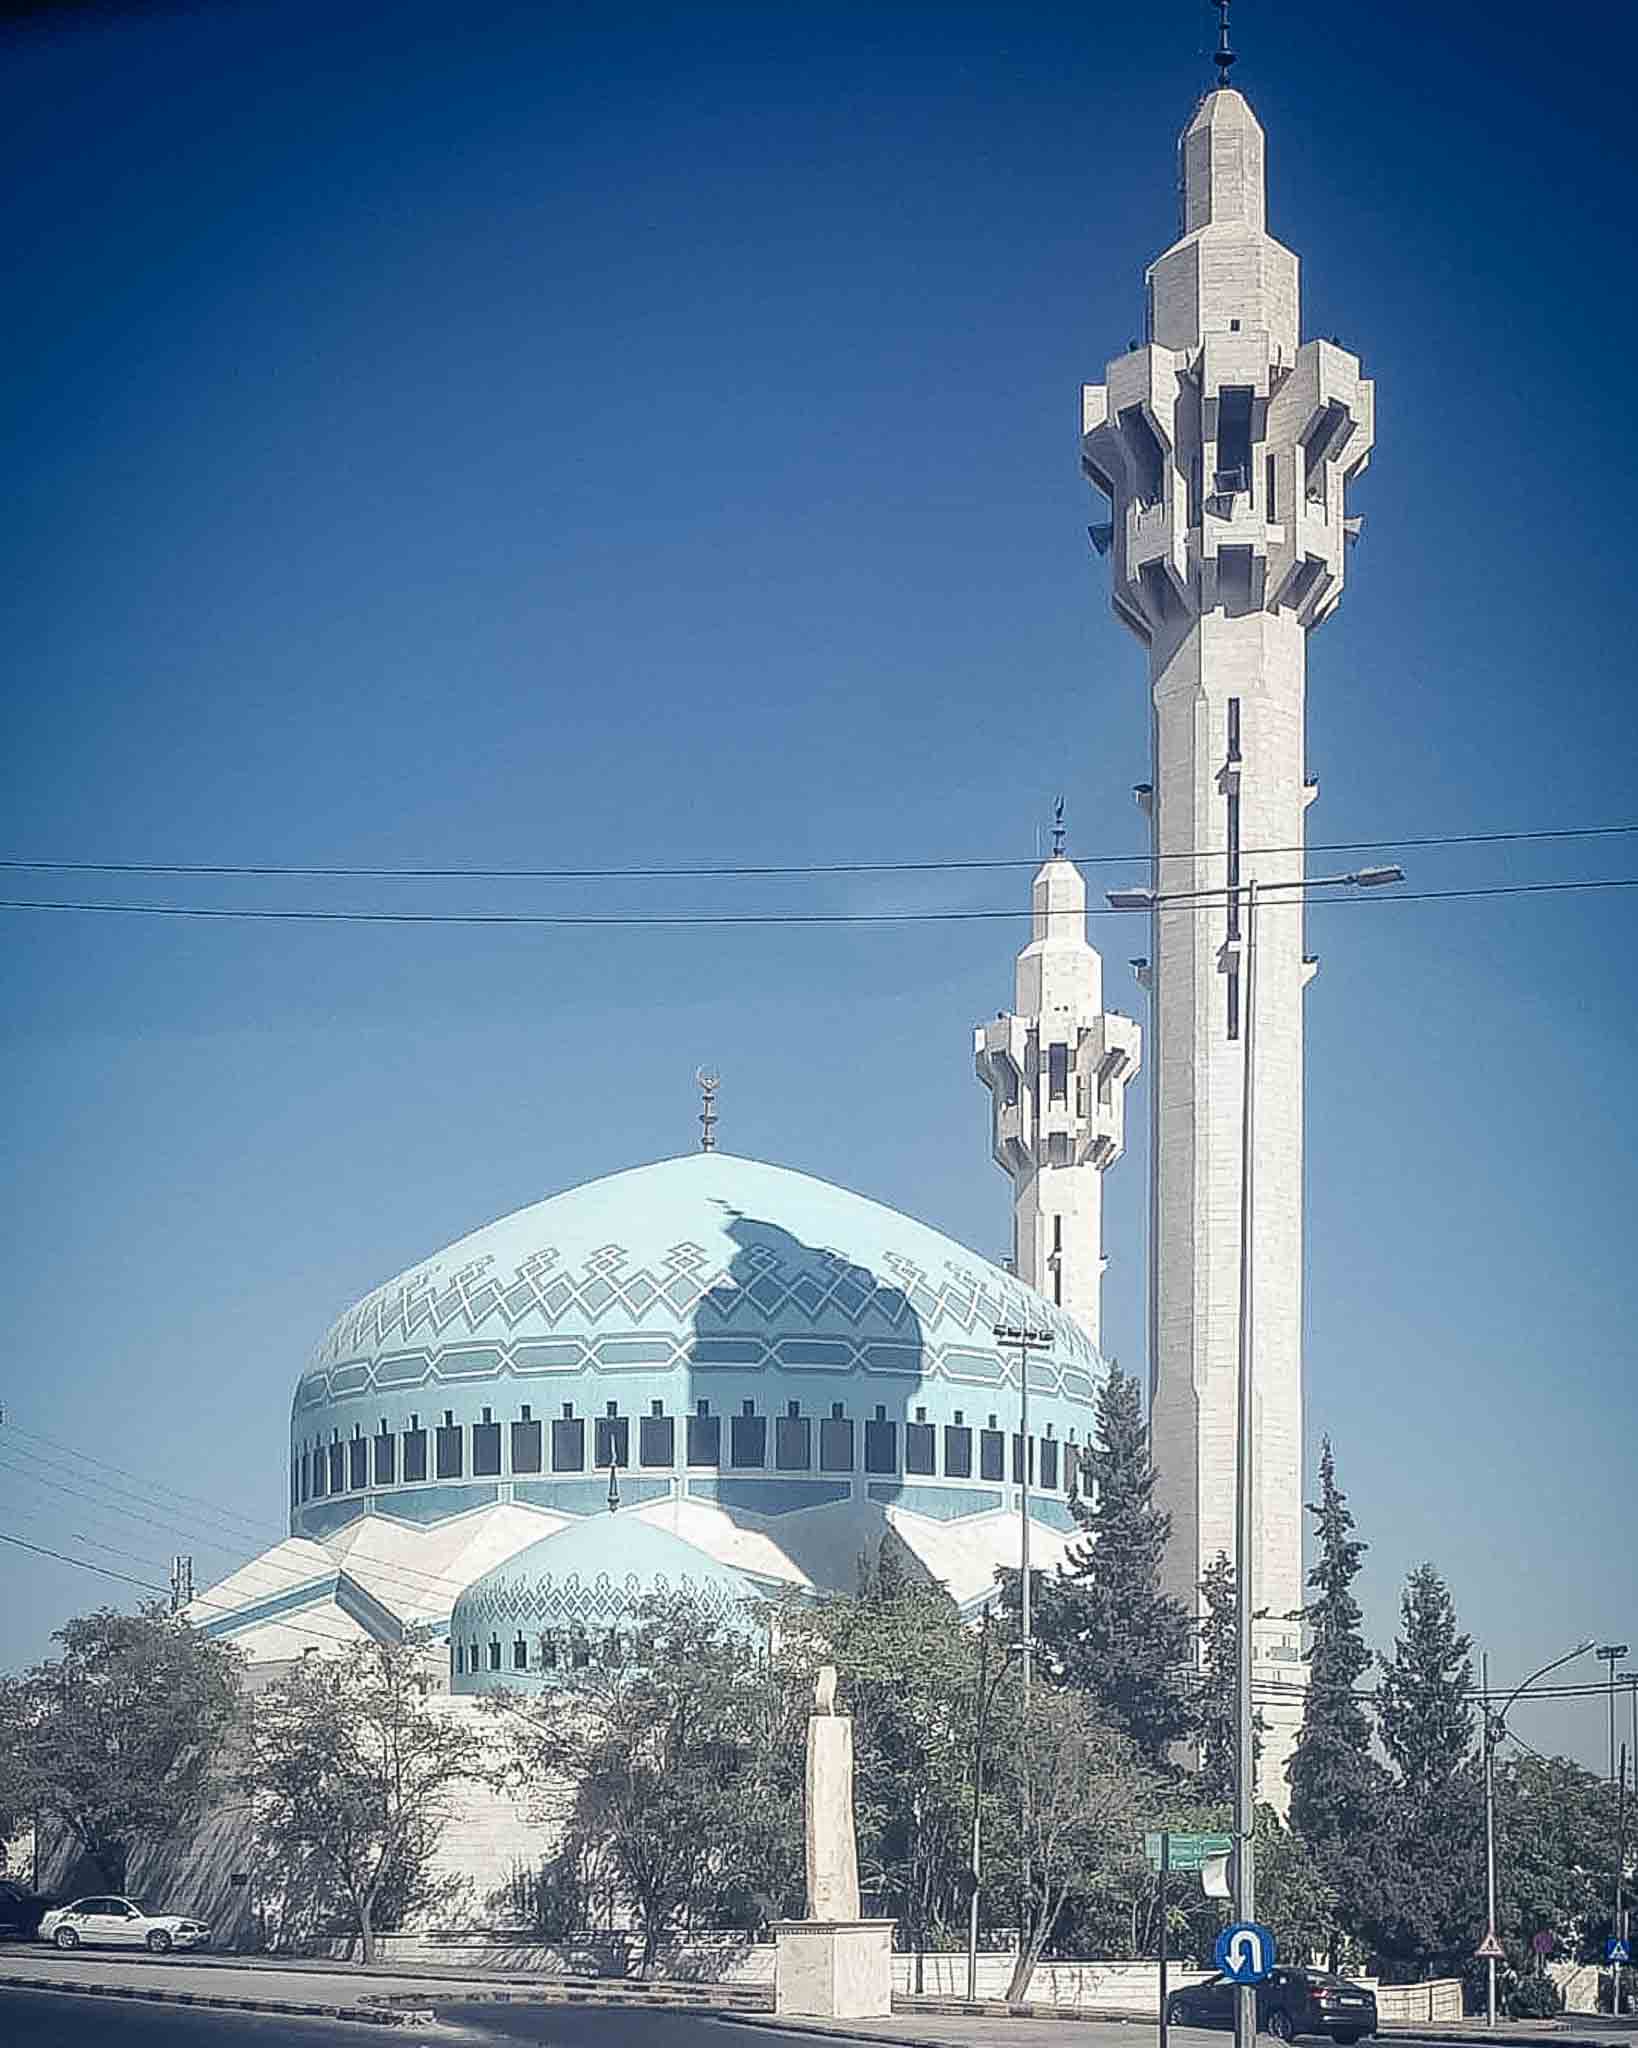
[7,1990,1628,2048]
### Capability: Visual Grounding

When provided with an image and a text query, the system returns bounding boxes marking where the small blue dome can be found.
[447,1516,762,1692]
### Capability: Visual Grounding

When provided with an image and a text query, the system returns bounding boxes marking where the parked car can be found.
[37,1895,210,1954]
[0,1879,60,1941]
[1166,1967,1378,2043]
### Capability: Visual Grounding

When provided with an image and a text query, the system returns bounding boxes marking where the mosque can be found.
[187,843,1138,1689]
[190,36,1376,1828]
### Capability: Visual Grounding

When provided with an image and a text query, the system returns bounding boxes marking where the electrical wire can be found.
[2,877,1637,926]
[3,820,1636,882]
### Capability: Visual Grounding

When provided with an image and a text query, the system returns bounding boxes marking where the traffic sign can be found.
[1608,1937,1632,1965]
[1146,1830,1234,1872]
[1531,1931,1555,1957]
[1216,1922,1277,1984]
[1475,1932,1505,1962]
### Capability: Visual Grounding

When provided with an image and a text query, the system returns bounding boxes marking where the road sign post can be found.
[1159,1829,1170,2048]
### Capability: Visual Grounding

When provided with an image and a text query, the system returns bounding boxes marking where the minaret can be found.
[1081,71,1374,1799]
[975,812,1141,1352]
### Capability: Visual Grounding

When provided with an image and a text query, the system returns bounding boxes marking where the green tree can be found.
[500,1593,797,1968]
[1196,1551,1264,1807]
[249,1637,482,1964]
[1288,1440,1383,1965]
[16,1606,241,1891]
[1377,1564,1473,1797]
[995,1687,1156,2000]
[1028,1367,1195,1765]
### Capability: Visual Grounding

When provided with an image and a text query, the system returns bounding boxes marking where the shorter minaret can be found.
[975,812,1141,1351]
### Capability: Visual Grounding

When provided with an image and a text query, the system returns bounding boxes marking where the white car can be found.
[38,1894,210,1954]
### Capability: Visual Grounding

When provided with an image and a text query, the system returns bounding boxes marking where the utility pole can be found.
[1599,1646,1630,1782]
[1616,1741,1628,2018]
[1232,873,1259,2048]
[169,1555,194,1615]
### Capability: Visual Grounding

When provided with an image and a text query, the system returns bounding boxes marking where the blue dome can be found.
[447,1517,763,1693]
[288,1153,1102,1544]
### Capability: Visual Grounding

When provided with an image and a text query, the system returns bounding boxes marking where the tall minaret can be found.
[1080,68,1374,1798]
[975,816,1141,1352]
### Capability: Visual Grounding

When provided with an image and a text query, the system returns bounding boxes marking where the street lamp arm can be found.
[1498,1639,1597,1726]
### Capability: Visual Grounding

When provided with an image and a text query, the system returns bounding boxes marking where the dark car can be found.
[0,1878,61,1942]
[1167,1967,1378,2044]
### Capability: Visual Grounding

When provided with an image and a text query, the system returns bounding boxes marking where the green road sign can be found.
[1145,1830,1233,1872]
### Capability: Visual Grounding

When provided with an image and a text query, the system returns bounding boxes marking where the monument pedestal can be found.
[772,1919,895,2019]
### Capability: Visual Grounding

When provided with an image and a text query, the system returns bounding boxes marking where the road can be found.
[6,1987,1630,2048]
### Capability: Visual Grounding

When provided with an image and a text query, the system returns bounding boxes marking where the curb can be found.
[0,1970,427,2025]
[727,2012,1627,2048]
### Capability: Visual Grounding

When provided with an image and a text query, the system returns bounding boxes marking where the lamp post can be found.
[966,1605,1026,2001]
[994,1319,1052,1987]
[1108,863,1404,2048]
[1480,1638,1597,2026]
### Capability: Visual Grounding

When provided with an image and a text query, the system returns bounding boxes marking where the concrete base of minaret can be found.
[772,1921,895,2019]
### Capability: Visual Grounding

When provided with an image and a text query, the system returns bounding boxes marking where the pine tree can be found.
[1288,1439,1383,1972]
[1377,1562,1474,1796]
[1028,1366,1194,1765]
[1196,1551,1264,1806]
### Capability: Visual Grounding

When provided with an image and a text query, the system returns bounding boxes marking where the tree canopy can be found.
[12,1606,241,1891]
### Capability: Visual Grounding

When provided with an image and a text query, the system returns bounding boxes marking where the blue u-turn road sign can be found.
[1216,1921,1278,1983]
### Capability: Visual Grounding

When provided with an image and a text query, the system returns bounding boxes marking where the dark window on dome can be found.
[538,1631,558,1671]
[403,1422,428,1483]
[979,1424,1005,1482]
[552,1415,585,1473]
[1040,1436,1060,1491]
[299,1448,311,1502]
[454,1642,464,1676]
[944,1423,973,1478]
[374,1429,396,1486]
[570,1626,591,1671]
[594,1413,629,1469]
[511,1415,542,1474]
[473,1421,501,1477]
[864,1408,897,1476]
[775,1411,811,1471]
[328,1441,346,1494]
[348,1435,368,1491]
[488,1637,502,1672]
[687,1404,720,1467]
[513,1633,528,1672]
[435,1418,463,1480]
[730,1405,766,1469]
[290,1465,299,1513]
[905,1422,935,1476]
[639,1411,674,1468]
[819,1409,854,1472]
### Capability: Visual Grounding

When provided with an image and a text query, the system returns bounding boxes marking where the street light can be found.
[1481,1639,1598,2026]
[1107,862,1405,2048]
[966,1605,1026,2001]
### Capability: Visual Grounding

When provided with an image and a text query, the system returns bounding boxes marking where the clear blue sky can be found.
[2,0,1633,1767]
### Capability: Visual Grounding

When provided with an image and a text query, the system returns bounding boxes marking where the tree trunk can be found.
[359,1895,375,1966]
[92,1839,128,1893]
[641,1913,660,1973]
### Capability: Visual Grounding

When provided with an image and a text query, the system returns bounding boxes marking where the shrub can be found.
[1507,1974,1563,2019]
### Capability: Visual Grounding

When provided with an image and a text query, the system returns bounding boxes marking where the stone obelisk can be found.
[772,1665,894,2019]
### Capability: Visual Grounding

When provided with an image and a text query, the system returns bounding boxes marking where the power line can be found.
[2,877,1637,927]
[3,820,1636,882]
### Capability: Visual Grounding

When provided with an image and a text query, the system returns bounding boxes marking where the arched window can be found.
[512,1633,528,1671]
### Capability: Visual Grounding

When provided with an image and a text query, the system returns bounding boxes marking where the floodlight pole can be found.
[1106,863,1403,2048]
[995,1319,1052,1981]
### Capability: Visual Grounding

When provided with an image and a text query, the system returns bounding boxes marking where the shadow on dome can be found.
[679,1206,925,1581]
